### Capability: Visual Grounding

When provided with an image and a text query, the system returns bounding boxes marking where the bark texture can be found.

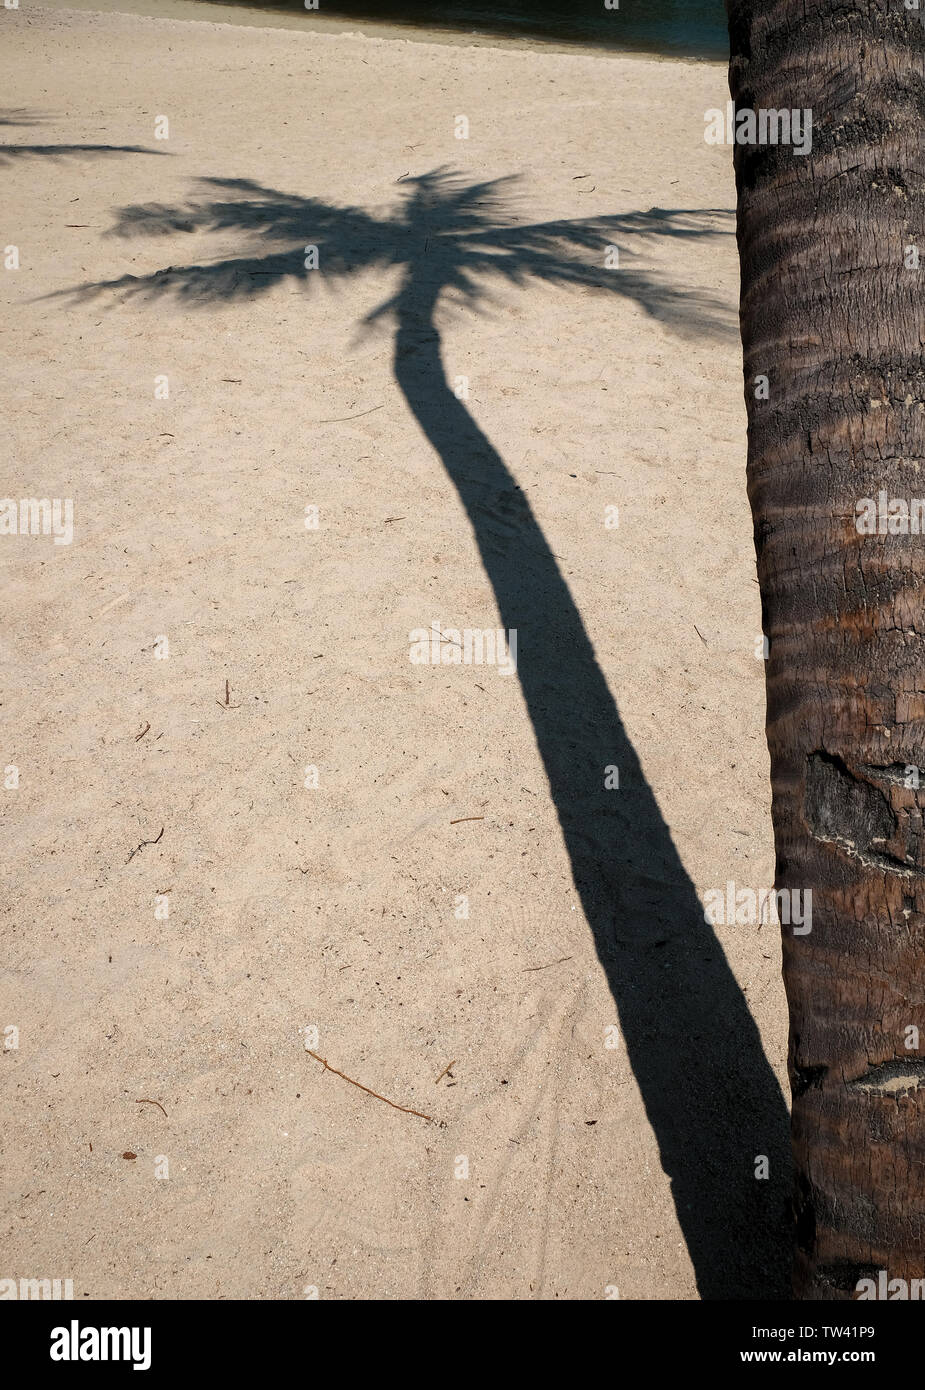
[727,0,925,1297]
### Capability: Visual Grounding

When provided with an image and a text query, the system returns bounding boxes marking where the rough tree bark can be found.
[726,0,925,1297]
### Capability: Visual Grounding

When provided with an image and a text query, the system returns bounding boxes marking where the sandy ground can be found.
[1,4,789,1300]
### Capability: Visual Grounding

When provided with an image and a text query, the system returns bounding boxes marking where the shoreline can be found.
[27,0,729,63]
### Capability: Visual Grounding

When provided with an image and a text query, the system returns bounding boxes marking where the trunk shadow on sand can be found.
[56,168,792,1296]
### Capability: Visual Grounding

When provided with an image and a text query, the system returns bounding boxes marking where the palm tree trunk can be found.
[727,0,925,1297]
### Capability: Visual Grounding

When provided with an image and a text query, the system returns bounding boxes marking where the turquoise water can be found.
[190,0,728,60]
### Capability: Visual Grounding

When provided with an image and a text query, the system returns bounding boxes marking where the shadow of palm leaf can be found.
[56,168,790,1297]
[0,107,168,165]
[0,109,51,127]
[0,145,170,165]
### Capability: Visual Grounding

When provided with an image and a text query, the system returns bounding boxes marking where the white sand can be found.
[0,4,787,1299]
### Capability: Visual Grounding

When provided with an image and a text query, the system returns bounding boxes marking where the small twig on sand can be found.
[136,1099,168,1118]
[450,816,484,825]
[693,624,708,645]
[306,1050,433,1122]
[316,405,384,424]
[134,722,150,742]
[216,679,240,710]
[522,956,574,973]
[126,826,164,864]
[434,1060,457,1085]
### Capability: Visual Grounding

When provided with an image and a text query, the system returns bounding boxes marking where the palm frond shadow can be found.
[62,170,735,339]
[0,107,168,165]
[0,145,170,166]
[61,168,790,1297]
[0,109,51,127]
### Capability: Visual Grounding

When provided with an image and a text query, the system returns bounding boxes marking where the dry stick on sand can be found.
[316,404,384,424]
[216,679,239,710]
[522,956,574,972]
[450,816,484,825]
[126,826,164,864]
[306,1050,434,1123]
[434,1060,457,1085]
[136,1099,168,1118]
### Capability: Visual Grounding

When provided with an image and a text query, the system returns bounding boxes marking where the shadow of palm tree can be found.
[57,168,791,1297]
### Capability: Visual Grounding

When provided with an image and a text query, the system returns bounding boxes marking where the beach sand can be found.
[1,4,788,1299]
